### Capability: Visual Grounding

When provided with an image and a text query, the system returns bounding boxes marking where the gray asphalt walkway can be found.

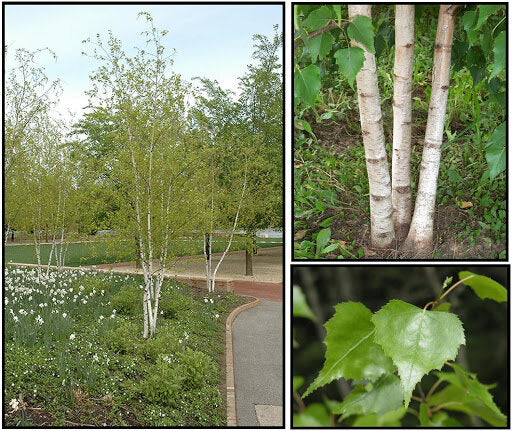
[232,300,283,426]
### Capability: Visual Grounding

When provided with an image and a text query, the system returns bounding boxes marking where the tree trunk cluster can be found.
[349,5,459,257]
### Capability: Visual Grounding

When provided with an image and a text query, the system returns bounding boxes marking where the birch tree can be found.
[4,47,61,245]
[403,5,459,256]
[295,4,504,257]
[391,5,414,241]
[348,5,395,248]
[191,80,249,292]
[83,12,200,338]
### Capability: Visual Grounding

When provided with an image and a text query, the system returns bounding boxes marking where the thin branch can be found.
[294,21,347,48]
[426,378,443,401]
[430,401,463,413]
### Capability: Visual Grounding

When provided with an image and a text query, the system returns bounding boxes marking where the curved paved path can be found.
[232,299,283,426]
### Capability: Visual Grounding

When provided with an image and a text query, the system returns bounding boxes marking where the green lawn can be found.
[4,236,282,266]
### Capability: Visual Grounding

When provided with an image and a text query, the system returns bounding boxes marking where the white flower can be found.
[9,399,19,411]
[99,315,104,320]
[215,313,219,319]
[4,298,8,305]
[210,298,214,303]
[93,354,99,362]
[18,309,26,315]
[69,333,76,340]
[204,298,208,303]
[62,312,67,318]
[35,315,44,325]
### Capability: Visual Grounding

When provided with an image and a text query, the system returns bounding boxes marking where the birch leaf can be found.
[293,285,316,321]
[372,300,465,408]
[303,6,332,31]
[334,374,403,418]
[294,64,321,110]
[347,15,375,54]
[459,270,507,302]
[484,121,506,180]
[476,5,502,30]
[304,302,395,397]
[293,403,331,427]
[489,31,505,80]
[334,47,365,89]
[351,407,405,427]
[304,31,334,62]
[427,383,507,427]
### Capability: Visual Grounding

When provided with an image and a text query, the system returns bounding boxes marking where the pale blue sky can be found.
[5,4,282,122]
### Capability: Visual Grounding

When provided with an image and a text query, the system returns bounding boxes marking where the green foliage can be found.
[484,122,505,180]
[335,374,403,418]
[304,302,394,397]
[294,403,331,427]
[347,15,375,54]
[295,271,507,427]
[372,300,465,408]
[295,65,322,110]
[5,267,244,426]
[109,284,142,316]
[458,271,507,302]
[334,47,365,89]
[293,286,316,321]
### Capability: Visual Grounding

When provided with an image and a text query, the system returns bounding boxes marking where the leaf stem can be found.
[417,382,426,401]
[437,275,475,303]
[426,378,443,401]
[293,391,306,412]
[407,407,419,418]
[411,395,424,403]
[430,401,463,413]
[425,275,476,310]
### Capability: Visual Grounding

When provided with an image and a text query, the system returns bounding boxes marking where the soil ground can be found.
[295,118,505,260]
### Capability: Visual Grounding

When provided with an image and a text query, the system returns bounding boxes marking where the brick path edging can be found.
[225,295,260,427]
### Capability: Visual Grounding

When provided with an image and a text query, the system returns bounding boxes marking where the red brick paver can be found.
[232,281,282,302]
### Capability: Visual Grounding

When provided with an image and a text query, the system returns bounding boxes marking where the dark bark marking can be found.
[394,185,411,194]
[371,194,387,201]
[366,156,386,164]
[441,85,449,90]
[377,232,393,238]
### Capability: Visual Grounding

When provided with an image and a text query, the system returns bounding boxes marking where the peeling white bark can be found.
[392,5,414,240]
[349,5,395,248]
[404,5,458,255]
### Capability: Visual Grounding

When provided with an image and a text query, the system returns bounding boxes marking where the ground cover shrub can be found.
[4,266,244,426]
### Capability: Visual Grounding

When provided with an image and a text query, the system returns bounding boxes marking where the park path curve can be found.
[231,297,283,426]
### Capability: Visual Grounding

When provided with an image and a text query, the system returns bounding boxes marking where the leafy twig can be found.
[426,378,443,401]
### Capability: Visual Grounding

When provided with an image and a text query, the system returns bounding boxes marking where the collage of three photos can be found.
[3,1,509,429]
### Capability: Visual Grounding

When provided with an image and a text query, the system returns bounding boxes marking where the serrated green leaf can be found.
[430,412,462,427]
[334,47,365,89]
[484,122,506,180]
[293,403,331,427]
[462,11,478,46]
[293,376,305,392]
[476,5,502,30]
[350,407,405,427]
[303,6,333,31]
[304,302,395,397]
[304,31,334,63]
[294,64,321,110]
[489,31,506,80]
[293,285,316,321]
[347,15,375,54]
[459,270,507,302]
[372,300,465,408]
[335,374,403,418]
[427,380,507,427]
[323,396,342,414]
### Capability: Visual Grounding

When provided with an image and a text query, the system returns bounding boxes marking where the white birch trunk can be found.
[5,224,11,247]
[392,5,414,240]
[403,5,458,256]
[349,5,395,248]
[211,164,247,293]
